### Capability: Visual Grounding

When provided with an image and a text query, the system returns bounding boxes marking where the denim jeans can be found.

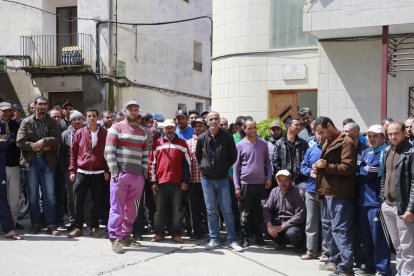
[201,177,237,243]
[24,157,56,227]
[322,196,354,274]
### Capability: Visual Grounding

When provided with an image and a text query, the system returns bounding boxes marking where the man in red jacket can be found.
[67,108,109,238]
[149,119,191,243]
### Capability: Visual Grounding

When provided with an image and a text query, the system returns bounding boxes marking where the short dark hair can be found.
[242,118,256,128]
[382,117,394,125]
[388,121,406,133]
[342,118,355,126]
[34,96,48,104]
[188,109,199,117]
[86,108,99,116]
[285,117,301,127]
[235,116,246,127]
[314,116,336,129]
[102,110,112,117]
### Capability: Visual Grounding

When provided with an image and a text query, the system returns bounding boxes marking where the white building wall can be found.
[212,0,319,123]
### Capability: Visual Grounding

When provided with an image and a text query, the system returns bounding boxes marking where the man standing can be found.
[175,110,194,141]
[105,100,148,254]
[187,118,208,240]
[17,96,61,236]
[188,110,199,125]
[381,121,414,276]
[357,125,391,276]
[58,110,84,231]
[101,111,113,130]
[219,118,229,131]
[313,116,357,276]
[298,107,314,141]
[149,119,190,243]
[196,111,243,252]
[67,109,109,238]
[27,102,36,116]
[60,102,74,131]
[267,120,283,164]
[0,102,23,230]
[233,118,272,247]
[272,117,309,189]
[263,170,305,250]
[404,117,414,144]
[233,116,246,143]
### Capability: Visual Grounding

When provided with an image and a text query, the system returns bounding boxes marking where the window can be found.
[196,102,203,114]
[193,41,202,72]
[56,6,78,65]
[270,0,316,48]
[178,104,187,113]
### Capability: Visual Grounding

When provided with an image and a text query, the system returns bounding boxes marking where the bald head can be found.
[206,111,220,132]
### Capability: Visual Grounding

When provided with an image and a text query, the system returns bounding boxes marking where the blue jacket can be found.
[357,144,386,207]
[300,141,322,193]
[175,126,195,141]
[0,120,11,183]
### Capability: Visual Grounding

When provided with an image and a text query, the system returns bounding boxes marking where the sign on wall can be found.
[283,64,306,80]
[116,60,126,77]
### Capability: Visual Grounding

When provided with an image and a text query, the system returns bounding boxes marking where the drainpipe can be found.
[381,25,388,120]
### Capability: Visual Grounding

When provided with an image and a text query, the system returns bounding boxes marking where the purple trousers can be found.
[108,172,145,240]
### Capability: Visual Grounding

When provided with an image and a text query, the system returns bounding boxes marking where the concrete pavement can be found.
[1,218,331,276]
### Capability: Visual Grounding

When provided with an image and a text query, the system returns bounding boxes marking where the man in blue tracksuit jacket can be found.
[357,125,391,276]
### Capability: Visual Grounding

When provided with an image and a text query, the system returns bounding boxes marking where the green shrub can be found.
[257,118,286,141]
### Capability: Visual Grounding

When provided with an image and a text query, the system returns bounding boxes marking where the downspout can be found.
[381,26,389,120]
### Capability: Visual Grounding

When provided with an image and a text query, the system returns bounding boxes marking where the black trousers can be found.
[239,184,267,238]
[188,182,207,235]
[133,179,156,234]
[73,172,104,229]
[54,167,66,225]
[262,217,305,247]
[154,183,183,237]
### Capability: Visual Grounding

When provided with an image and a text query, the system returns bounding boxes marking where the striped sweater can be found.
[105,122,148,177]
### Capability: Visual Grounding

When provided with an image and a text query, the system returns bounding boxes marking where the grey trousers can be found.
[305,192,329,256]
[381,202,414,276]
[6,166,21,222]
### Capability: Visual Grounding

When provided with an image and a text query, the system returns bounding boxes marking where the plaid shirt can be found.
[187,134,201,183]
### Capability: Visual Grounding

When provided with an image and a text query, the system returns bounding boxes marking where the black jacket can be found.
[272,135,309,183]
[196,128,237,180]
[381,140,414,215]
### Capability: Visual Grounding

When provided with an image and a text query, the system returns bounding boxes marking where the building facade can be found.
[0,0,211,117]
[212,0,319,123]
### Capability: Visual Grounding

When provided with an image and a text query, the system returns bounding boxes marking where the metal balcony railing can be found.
[20,33,93,67]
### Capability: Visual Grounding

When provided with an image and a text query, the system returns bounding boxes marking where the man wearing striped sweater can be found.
[105,100,148,254]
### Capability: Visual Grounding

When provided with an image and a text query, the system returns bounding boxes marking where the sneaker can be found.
[205,240,221,250]
[90,228,102,238]
[319,262,337,272]
[29,224,41,235]
[319,252,330,262]
[112,240,125,254]
[120,236,141,248]
[67,228,83,238]
[241,238,250,248]
[151,234,165,242]
[15,222,24,230]
[46,226,61,236]
[301,253,317,260]
[172,235,184,244]
[228,241,244,252]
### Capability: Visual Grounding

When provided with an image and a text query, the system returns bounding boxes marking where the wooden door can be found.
[48,91,84,114]
[269,91,298,122]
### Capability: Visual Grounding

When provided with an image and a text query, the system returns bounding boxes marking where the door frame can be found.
[268,89,317,120]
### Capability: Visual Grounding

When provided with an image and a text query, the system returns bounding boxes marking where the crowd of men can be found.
[0,97,413,276]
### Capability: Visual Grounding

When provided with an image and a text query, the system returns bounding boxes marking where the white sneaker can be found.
[205,240,221,250]
[228,241,244,252]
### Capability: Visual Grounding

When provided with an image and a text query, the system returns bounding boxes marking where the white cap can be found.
[276,169,291,178]
[69,110,84,121]
[367,124,385,135]
[124,100,139,109]
[163,119,176,127]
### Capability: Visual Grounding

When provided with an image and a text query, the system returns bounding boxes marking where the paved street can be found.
[2,218,331,276]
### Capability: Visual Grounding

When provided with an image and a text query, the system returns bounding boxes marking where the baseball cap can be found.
[0,102,13,110]
[12,103,23,111]
[367,124,385,135]
[200,110,209,117]
[269,120,282,129]
[299,107,312,117]
[69,110,84,121]
[124,100,140,109]
[175,110,187,118]
[276,169,291,178]
[62,102,74,108]
[191,118,207,128]
[164,119,176,127]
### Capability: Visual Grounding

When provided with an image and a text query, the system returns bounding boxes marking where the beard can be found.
[126,115,137,122]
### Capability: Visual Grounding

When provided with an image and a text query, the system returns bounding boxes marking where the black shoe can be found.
[254,236,266,246]
[133,233,143,241]
[189,233,205,241]
[66,224,76,232]
[15,223,24,230]
[241,238,250,248]
[274,243,286,250]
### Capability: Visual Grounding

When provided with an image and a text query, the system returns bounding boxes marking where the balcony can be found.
[20,33,94,75]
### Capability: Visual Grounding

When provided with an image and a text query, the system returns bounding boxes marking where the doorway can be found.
[269,90,317,122]
[48,91,84,114]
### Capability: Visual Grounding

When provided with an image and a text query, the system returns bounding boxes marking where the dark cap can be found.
[175,110,188,118]
[62,102,74,108]
[299,107,312,117]
[12,103,23,111]
[191,118,207,128]
[269,120,282,129]
[200,110,209,117]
